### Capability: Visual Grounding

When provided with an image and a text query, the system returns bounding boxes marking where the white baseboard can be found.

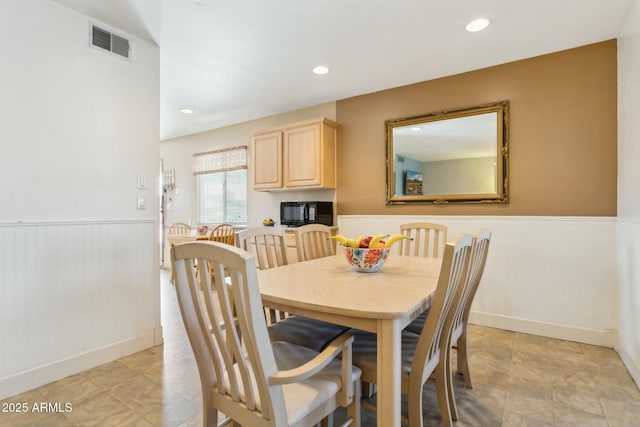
[469,311,616,348]
[0,331,157,400]
[617,345,640,390]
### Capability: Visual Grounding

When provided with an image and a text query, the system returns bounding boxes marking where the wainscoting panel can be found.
[0,220,160,399]
[616,217,640,388]
[338,215,617,347]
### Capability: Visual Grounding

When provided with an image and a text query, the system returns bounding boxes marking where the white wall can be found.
[0,0,160,399]
[617,0,640,387]
[339,215,617,347]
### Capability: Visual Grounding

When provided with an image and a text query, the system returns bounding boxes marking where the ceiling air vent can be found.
[90,24,131,60]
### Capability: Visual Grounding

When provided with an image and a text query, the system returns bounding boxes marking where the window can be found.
[194,146,247,225]
[197,170,246,224]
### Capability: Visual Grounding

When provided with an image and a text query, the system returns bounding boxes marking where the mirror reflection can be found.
[386,101,508,204]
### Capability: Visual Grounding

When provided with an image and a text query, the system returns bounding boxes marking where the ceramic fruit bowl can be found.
[197,225,209,235]
[342,245,390,273]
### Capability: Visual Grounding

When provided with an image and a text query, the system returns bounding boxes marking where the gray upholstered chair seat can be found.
[268,315,349,352]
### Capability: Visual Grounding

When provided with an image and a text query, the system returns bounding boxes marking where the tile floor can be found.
[2,270,639,426]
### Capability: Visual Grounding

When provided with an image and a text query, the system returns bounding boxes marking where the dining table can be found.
[257,253,442,427]
[166,230,209,246]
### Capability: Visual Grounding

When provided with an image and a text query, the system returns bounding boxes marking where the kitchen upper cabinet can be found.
[252,117,337,191]
[253,131,283,190]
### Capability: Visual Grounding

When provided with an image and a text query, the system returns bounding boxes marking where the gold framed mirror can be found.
[386,100,509,204]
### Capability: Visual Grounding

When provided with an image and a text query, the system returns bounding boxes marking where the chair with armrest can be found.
[348,233,473,427]
[171,241,361,427]
[398,222,447,258]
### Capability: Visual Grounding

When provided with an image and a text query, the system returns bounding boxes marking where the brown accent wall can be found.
[336,40,617,216]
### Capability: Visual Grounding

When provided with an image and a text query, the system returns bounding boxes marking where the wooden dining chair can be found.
[235,227,288,271]
[399,222,449,332]
[235,227,290,323]
[236,227,350,352]
[269,224,349,352]
[171,241,361,427]
[348,233,473,427]
[398,222,447,258]
[168,222,191,235]
[206,223,235,282]
[208,223,235,245]
[404,229,491,422]
[444,229,491,420]
[294,224,335,261]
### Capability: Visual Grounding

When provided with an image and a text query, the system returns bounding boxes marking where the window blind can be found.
[193,145,247,175]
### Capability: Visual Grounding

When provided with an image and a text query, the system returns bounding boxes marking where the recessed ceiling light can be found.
[180,108,194,114]
[312,65,329,75]
[466,18,490,32]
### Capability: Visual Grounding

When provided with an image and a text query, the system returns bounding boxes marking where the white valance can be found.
[193,145,247,175]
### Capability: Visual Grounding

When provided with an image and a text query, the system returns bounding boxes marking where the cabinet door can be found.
[283,123,322,187]
[253,131,282,190]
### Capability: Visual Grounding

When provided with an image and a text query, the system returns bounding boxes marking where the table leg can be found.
[377,319,402,427]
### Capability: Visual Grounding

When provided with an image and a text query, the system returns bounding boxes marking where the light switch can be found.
[137,174,146,189]
[137,195,146,209]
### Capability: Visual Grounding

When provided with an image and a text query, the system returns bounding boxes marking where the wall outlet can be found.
[137,195,146,209]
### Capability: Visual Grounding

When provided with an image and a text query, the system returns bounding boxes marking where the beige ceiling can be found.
[52,0,634,141]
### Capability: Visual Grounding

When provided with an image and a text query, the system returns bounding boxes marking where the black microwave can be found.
[280,201,333,227]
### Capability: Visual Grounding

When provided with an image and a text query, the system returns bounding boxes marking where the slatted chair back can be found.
[235,227,288,270]
[168,222,191,235]
[295,224,335,262]
[449,228,491,395]
[407,233,472,425]
[208,223,235,245]
[399,222,447,258]
[451,229,491,343]
[235,227,289,324]
[172,241,361,427]
[347,234,471,426]
[171,241,287,426]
